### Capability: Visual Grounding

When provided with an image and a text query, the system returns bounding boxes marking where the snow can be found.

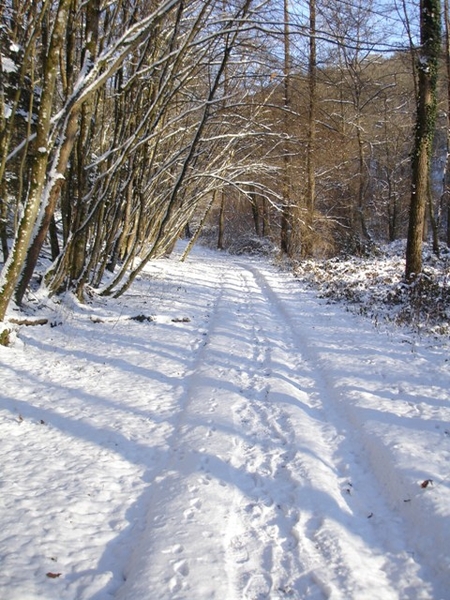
[0,55,17,73]
[0,243,449,600]
[293,240,450,336]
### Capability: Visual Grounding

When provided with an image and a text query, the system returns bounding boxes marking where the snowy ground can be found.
[292,240,450,337]
[0,243,449,600]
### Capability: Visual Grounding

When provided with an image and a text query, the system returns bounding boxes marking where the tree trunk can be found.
[181,191,216,261]
[14,0,101,305]
[280,0,292,256]
[249,185,261,236]
[262,197,271,237]
[49,215,60,260]
[0,0,71,320]
[304,0,316,257]
[444,0,450,247]
[428,180,440,255]
[14,107,80,304]
[218,192,225,250]
[405,0,441,281]
[356,122,370,243]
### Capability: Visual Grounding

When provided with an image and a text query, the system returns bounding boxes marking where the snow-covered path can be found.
[0,247,449,599]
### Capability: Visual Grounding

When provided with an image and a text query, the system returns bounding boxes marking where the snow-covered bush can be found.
[227,234,277,257]
[293,241,450,335]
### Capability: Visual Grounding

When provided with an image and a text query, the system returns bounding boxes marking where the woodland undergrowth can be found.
[293,240,450,337]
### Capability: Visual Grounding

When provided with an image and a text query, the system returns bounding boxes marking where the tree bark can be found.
[405,0,441,281]
[14,0,101,304]
[14,108,80,304]
[0,0,71,320]
[249,185,261,236]
[217,192,225,250]
[280,0,292,256]
[304,0,317,257]
[444,0,450,247]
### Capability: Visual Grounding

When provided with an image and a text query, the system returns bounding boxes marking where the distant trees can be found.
[204,0,427,259]
[216,0,446,267]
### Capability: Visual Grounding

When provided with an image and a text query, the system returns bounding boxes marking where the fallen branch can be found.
[8,317,49,326]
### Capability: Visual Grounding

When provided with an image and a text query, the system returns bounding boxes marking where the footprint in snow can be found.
[183,496,202,520]
[169,575,182,594]
[244,573,272,599]
[198,475,211,485]
[229,536,250,564]
[190,497,201,509]
[161,544,184,555]
[173,559,189,577]
[183,507,195,520]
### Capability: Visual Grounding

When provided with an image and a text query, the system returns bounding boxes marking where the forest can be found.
[1,4,449,597]
[0,0,448,335]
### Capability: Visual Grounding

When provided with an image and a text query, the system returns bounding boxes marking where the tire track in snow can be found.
[115,260,235,599]
[116,254,437,600]
[223,263,352,599]
[222,267,310,599]
[231,260,436,600]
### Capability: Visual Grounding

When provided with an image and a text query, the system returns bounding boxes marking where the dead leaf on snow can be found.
[420,479,433,488]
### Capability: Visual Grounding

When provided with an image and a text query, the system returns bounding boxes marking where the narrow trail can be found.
[116,255,438,600]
